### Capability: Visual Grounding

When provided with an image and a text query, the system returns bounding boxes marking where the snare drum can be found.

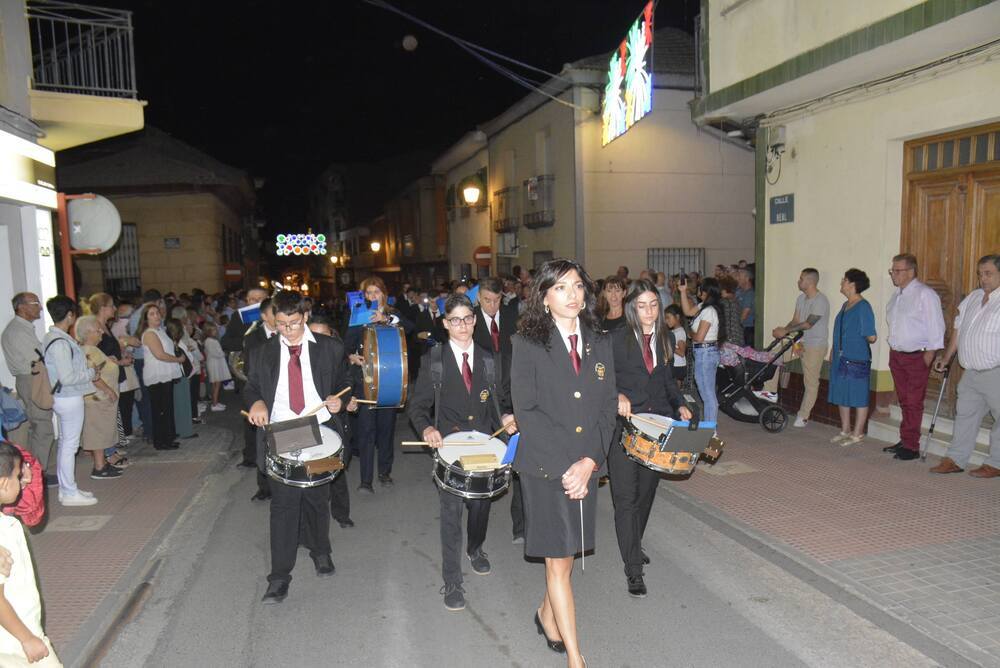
[266,425,344,488]
[362,325,409,407]
[620,413,699,475]
[432,431,511,499]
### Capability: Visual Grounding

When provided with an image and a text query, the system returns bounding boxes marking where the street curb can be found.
[64,426,237,668]
[658,482,997,668]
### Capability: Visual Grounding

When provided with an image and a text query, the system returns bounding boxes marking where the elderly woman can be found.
[88,293,132,466]
[829,269,877,446]
[75,315,124,479]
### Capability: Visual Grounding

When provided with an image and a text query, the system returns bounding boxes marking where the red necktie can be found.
[642,333,654,374]
[287,344,305,414]
[568,334,581,375]
[462,352,473,393]
[490,317,500,352]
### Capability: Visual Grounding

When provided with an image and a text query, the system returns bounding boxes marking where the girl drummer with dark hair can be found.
[345,276,413,492]
[609,279,693,598]
[406,293,515,611]
[510,258,617,668]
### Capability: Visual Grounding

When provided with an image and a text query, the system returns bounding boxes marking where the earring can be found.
[544,305,550,314]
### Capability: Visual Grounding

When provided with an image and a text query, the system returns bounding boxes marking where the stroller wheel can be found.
[760,405,788,433]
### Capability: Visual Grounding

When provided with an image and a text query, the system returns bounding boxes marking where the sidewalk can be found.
[667,413,1000,666]
[25,416,236,664]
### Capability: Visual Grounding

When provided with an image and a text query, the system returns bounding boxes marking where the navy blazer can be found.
[511,324,617,479]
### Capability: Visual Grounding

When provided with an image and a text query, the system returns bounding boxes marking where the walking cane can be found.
[921,363,951,462]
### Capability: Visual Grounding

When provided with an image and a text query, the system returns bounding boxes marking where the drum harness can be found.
[427,345,503,434]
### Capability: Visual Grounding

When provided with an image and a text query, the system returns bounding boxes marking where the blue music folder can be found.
[238,303,261,325]
[501,433,519,465]
[466,284,479,305]
[348,303,376,327]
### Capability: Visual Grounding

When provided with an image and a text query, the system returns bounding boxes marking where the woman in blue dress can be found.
[828,268,877,446]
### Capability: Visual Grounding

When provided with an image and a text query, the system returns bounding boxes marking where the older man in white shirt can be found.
[884,254,945,461]
[930,255,1000,477]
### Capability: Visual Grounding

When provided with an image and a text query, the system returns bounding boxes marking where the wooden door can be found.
[902,175,967,417]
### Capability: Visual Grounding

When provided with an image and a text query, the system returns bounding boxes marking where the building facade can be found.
[436,26,755,282]
[693,0,999,448]
[0,0,144,387]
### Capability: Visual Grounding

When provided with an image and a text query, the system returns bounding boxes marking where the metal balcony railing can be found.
[27,0,137,98]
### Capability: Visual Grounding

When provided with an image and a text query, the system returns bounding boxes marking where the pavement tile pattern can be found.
[676,414,1000,661]
[27,425,231,652]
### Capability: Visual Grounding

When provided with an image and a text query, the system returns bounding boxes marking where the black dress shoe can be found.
[534,611,566,654]
[627,574,648,598]
[237,460,256,468]
[336,518,355,528]
[261,580,289,604]
[894,448,920,461]
[882,441,903,453]
[251,490,272,502]
[312,554,336,577]
[641,549,650,565]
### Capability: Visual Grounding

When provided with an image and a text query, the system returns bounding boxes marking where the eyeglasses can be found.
[445,315,476,327]
[887,268,913,275]
[275,321,304,331]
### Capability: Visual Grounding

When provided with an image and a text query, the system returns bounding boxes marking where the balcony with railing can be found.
[26,0,144,151]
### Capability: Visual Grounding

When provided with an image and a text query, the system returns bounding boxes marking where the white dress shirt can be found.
[954,288,1000,371]
[271,328,330,424]
[449,338,475,374]
[886,279,945,352]
[554,317,583,357]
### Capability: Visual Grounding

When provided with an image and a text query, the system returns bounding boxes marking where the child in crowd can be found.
[202,323,231,412]
[664,304,688,386]
[0,442,62,666]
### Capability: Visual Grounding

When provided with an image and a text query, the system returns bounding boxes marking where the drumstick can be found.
[354,399,378,404]
[400,440,490,446]
[580,499,585,571]
[490,424,514,438]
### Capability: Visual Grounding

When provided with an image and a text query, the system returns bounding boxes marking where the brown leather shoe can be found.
[968,464,1000,478]
[929,458,963,474]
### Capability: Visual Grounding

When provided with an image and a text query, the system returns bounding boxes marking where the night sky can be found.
[97,0,698,227]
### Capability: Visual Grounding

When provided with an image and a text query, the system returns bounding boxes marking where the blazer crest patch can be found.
[479,389,490,402]
[595,362,606,380]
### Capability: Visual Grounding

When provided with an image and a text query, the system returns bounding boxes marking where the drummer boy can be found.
[406,294,516,611]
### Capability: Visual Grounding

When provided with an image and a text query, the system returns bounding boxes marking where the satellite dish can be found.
[68,195,122,253]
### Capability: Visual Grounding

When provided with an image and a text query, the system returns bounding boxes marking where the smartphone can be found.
[679,268,687,285]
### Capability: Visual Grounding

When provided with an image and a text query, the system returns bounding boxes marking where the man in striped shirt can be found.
[930,255,1000,477]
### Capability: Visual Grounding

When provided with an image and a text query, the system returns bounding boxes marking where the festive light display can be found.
[276,233,327,256]
[602,1,654,146]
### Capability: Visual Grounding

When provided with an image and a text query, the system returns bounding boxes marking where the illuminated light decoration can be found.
[275,233,327,256]
[370,241,381,252]
[601,1,654,147]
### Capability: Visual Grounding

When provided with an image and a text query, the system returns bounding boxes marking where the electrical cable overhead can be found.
[362,0,593,112]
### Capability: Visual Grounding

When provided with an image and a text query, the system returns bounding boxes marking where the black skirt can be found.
[520,474,598,558]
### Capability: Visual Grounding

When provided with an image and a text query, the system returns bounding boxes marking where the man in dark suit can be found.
[407,294,515,612]
[221,287,268,354]
[241,299,277,501]
[471,277,523,541]
[244,290,350,604]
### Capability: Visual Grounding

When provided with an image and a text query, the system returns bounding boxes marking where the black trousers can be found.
[329,472,350,522]
[607,426,660,577]
[118,390,135,437]
[147,381,176,448]
[509,472,525,538]
[355,404,397,484]
[440,489,491,586]
[189,375,200,419]
[268,480,332,584]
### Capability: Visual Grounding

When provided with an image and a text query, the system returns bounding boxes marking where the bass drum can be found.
[362,324,409,407]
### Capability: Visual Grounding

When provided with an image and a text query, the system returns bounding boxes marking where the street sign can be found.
[473,246,492,267]
[769,194,794,224]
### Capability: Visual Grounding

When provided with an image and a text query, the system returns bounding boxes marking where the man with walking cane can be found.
[929,255,1000,477]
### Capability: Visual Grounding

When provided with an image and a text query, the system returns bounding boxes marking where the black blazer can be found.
[472,303,517,385]
[510,324,617,479]
[407,343,506,437]
[243,333,350,433]
[611,326,687,418]
[240,323,271,377]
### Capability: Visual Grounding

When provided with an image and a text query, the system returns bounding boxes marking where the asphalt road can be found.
[99,417,941,668]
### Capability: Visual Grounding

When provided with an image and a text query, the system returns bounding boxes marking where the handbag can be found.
[836,304,872,380]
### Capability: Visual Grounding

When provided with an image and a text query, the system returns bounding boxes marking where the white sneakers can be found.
[59,489,97,506]
[793,416,808,428]
[210,403,226,412]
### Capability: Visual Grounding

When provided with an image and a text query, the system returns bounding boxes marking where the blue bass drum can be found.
[362,325,409,407]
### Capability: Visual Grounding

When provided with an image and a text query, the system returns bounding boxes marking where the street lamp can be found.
[462,182,481,206]
[370,241,381,252]
[329,255,338,264]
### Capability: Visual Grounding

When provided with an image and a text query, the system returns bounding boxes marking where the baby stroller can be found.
[717,331,803,432]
